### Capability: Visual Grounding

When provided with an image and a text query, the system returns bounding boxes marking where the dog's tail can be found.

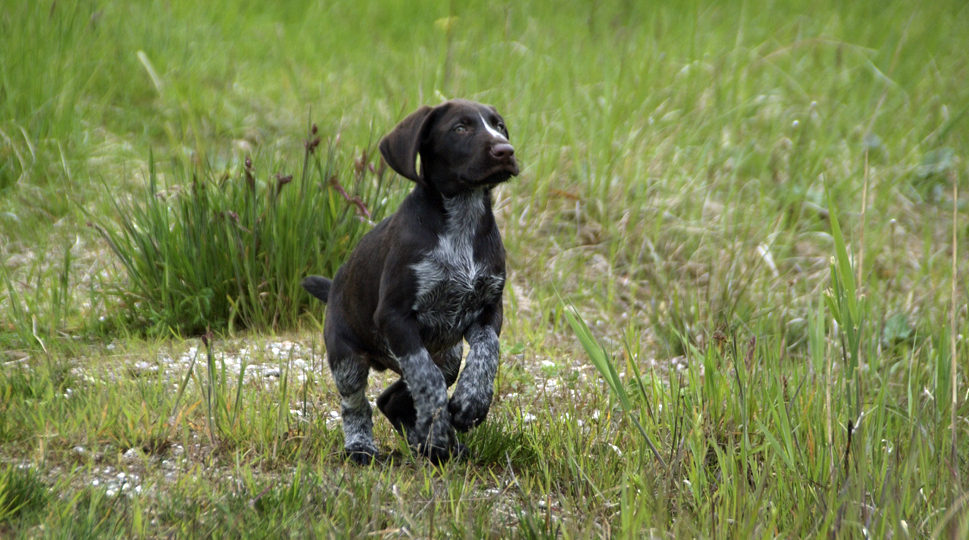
[301,275,332,303]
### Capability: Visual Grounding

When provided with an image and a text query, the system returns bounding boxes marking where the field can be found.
[2,0,968,537]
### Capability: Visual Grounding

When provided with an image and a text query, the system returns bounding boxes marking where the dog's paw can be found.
[344,443,378,465]
[407,407,464,462]
[448,390,492,432]
[420,419,462,462]
[420,440,468,464]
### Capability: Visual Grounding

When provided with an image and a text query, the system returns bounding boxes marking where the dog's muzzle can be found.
[487,143,519,178]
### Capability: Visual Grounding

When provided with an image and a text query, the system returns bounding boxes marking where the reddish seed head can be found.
[305,136,321,154]
[275,173,293,188]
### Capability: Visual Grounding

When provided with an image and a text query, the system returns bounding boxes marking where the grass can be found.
[90,131,393,335]
[2,0,968,537]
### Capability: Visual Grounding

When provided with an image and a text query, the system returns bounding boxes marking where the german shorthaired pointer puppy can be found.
[302,99,519,463]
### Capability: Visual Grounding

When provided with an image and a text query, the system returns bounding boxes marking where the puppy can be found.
[302,99,519,463]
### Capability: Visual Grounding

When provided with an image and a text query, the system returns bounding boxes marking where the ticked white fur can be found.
[410,192,502,343]
[412,193,485,305]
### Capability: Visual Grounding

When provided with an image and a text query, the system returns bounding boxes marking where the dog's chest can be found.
[410,196,503,348]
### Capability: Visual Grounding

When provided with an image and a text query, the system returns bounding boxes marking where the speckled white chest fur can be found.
[410,192,502,348]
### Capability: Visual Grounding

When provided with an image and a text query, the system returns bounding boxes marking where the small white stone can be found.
[263,367,281,378]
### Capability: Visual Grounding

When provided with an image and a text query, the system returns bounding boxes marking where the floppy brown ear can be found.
[378,105,434,184]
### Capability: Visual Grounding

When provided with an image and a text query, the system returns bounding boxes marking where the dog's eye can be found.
[496,121,507,133]
[453,124,469,133]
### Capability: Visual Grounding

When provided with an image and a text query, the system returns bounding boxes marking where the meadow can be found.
[2,0,968,537]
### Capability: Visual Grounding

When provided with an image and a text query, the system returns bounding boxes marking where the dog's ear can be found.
[379,105,435,185]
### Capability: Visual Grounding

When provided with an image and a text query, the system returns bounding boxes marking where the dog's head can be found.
[379,99,520,196]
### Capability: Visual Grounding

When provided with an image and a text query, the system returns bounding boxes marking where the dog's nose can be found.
[490,143,515,160]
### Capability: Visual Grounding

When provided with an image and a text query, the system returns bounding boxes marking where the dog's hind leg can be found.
[329,351,377,464]
[376,379,415,436]
[438,343,463,387]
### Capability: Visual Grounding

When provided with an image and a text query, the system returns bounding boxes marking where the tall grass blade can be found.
[564,306,666,467]
[824,184,865,416]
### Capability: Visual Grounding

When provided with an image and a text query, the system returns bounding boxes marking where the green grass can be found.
[90,133,394,335]
[2,0,968,537]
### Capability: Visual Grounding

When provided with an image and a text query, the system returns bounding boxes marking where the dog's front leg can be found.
[376,308,461,461]
[396,348,463,460]
[449,324,499,432]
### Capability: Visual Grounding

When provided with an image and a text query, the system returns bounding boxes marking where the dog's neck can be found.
[442,189,488,239]
[413,185,492,233]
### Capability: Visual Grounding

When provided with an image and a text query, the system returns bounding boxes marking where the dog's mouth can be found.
[469,159,519,187]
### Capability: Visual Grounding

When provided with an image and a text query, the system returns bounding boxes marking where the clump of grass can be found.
[200,332,246,446]
[92,125,395,335]
[0,242,77,353]
[0,465,48,527]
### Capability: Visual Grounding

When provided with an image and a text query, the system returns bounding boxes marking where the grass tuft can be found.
[0,465,48,527]
[90,129,395,335]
